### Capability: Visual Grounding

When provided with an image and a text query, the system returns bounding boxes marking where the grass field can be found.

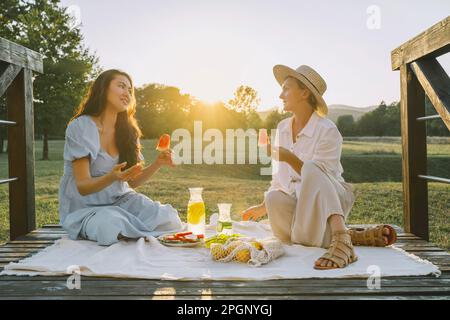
[0,139,448,250]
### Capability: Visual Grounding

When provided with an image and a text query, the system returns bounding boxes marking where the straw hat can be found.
[273,64,328,117]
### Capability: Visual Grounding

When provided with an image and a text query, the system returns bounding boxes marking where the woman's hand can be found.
[271,146,294,163]
[108,162,143,182]
[155,149,175,168]
[241,203,267,221]
[272,146,303,174]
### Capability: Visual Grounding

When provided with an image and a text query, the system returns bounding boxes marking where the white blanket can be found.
[1,220,441,280]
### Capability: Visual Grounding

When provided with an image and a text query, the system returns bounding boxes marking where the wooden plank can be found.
[397,246,444,252]
[1,244,49,249]
[0,63,22,97]
[0,257,27,262]
[1,276,448,287]
[29,230,67,234]
[15,234,64,241]
[0,252,33,258]
[6,240,56,245]
[411,58,450,131]
[0,247,40,253]
[0,280,448,296]
[399,64,429,241]
[0,37,43,73]
[6,68,36,241]
[391,16,450,70]
[394,240,442,247]
[408,251,450,257]
[42,224,62,229]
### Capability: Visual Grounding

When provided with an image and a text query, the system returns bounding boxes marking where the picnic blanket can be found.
[1,217,441,280]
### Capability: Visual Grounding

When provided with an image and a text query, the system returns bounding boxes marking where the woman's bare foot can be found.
[315,214,352,269]
[315,257,338,269]
[314,231,357,270]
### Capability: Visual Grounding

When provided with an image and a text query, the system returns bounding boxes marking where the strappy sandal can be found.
[314,230,358,270]
[348,224,397,247]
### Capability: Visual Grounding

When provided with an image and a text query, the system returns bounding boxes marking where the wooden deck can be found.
[0,224,449,300]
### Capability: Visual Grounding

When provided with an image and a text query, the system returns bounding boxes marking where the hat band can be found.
[298,73,321,95]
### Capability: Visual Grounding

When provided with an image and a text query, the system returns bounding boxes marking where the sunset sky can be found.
[60,0,450,111]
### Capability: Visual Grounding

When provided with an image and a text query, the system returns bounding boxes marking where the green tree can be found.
[0,0,99,159]
[246,109,263,130]
[357,101,388,136]
[384,102,400,136]
[337,115,356,136]
[264,109,290,130]
[426,96,450,136]
[135,84,193,138]
[228,85,260,114]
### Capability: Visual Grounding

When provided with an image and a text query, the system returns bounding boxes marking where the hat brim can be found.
[273,64,328,117]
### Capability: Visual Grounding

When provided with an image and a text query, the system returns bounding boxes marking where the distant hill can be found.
[327,104,378,123]
[257,104,378,123]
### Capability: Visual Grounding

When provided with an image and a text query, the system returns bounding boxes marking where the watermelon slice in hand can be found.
[258,129,268,146]
[156,134,171,151]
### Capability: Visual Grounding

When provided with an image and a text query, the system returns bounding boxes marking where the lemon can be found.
[251,241,263,250]
[235,249,251,263]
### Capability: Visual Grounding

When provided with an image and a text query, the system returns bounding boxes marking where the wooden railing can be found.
[0,37,43,240]
[391,16,450,241]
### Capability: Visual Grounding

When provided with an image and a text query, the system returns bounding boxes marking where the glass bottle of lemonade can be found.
[187,187,205,235]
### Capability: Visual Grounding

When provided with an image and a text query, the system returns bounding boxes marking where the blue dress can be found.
[58,115,183,245]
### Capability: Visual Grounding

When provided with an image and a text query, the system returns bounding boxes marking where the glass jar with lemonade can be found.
[187,187,205,235]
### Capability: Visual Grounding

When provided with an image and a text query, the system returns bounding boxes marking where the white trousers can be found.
[265,161,355,249]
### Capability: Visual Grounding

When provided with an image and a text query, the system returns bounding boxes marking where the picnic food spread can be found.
[158,232,204,247]
[157,187,285,266]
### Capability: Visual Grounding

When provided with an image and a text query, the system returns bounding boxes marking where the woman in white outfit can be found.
[242,65,395,270]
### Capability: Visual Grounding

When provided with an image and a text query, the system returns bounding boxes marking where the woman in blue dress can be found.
[59,69,183,246]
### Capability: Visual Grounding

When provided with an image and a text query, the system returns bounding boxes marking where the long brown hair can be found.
[70,69,143,169]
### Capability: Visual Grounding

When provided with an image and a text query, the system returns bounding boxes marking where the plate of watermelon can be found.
[158,232,204,247]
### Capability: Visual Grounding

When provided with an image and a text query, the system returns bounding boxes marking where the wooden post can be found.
[411,58,450,131]
[6,68,36,240]
[400,64,428,240]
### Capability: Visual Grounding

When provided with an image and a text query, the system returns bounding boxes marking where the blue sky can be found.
[60,0,450,110]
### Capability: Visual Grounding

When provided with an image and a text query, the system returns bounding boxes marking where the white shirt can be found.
[267,111,345,197]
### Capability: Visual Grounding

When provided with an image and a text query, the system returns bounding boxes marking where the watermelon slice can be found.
[156,134,171,151]
[258,129,268,146]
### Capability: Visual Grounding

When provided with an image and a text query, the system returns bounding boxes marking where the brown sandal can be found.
[348,225,397,247]
[314,230,358,270]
